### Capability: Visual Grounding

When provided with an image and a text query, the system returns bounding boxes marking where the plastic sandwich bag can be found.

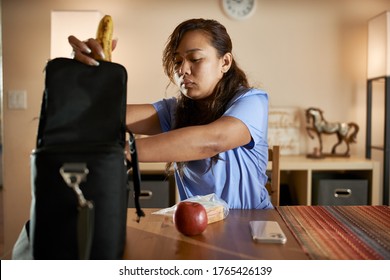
[152,193,229,224]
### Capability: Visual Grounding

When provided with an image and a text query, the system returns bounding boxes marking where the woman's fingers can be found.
[68,35,91,54]
[73,50,99,66]
[86,38,105,59]
[112,38,118,51]
[68,35,104,66]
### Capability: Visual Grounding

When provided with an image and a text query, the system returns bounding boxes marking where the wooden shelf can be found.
[279,155,380,205]
[138,155,381,206]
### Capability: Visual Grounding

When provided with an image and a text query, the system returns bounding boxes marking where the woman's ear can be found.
[221,52,233,73]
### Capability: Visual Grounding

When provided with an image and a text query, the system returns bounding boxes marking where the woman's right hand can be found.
[68,35,117,66]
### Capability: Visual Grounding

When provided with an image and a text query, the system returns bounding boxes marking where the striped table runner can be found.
[277,205,390,260]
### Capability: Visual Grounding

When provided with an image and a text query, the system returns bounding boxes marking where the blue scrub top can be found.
[152,88,272,209]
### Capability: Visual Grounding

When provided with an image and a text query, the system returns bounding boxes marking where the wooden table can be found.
[123,208,309,260]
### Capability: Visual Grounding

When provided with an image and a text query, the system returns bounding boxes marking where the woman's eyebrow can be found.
[174,48,203,56]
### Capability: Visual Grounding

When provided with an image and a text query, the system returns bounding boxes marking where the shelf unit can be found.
[279,155,380,205]
[139,155,380,206]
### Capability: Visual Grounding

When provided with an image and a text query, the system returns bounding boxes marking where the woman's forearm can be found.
[135,126,218,162]
[135,116,251,162]
[126,104,162,135]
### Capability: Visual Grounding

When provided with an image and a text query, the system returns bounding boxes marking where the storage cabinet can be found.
[279,156,380,205]
[139,156,381,206]
[128,173,176,208]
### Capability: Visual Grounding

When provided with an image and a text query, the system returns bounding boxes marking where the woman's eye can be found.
[174,61,183,68]
[174,58,201,68]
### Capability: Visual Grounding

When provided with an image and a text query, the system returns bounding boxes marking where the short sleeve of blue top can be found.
[152,88,272,209]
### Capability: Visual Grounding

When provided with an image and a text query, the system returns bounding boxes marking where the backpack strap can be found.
[128,131,145,222]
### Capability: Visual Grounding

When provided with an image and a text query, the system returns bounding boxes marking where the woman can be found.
[69,18,272,209]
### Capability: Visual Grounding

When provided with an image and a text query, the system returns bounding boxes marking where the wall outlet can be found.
[8,90,27,109]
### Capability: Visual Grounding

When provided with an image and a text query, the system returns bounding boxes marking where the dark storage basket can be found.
[312,179,368,206]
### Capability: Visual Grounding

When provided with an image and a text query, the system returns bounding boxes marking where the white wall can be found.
[2,0,390,257]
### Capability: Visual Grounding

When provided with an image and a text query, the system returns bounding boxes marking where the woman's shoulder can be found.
[240,87,268,97]
[153,96,178,110]
[228,87,268,106]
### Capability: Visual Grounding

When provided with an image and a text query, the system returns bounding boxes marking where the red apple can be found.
[174,201,208,236]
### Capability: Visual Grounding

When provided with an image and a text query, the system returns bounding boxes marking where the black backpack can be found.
[29,57,143,259]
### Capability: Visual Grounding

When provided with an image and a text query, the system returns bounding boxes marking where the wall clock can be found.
[221,0,257,20]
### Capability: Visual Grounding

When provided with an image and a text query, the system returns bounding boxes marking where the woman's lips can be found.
[182,79,194,88]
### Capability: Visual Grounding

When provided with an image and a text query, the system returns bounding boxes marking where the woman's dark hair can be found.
[162,19,250,174]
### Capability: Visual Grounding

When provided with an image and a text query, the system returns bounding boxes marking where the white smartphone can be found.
[249,221,287,244]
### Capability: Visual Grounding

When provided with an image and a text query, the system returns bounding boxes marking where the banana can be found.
[94,15,114,62]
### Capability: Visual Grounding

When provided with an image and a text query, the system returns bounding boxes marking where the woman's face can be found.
[173,30,231,100]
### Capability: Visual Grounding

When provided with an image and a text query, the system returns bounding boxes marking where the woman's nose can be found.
[179,60,190,75]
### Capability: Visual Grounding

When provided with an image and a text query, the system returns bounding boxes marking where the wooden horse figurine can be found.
[305,107,359,157]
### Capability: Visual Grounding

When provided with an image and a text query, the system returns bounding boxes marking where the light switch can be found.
[8,90,27,109]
